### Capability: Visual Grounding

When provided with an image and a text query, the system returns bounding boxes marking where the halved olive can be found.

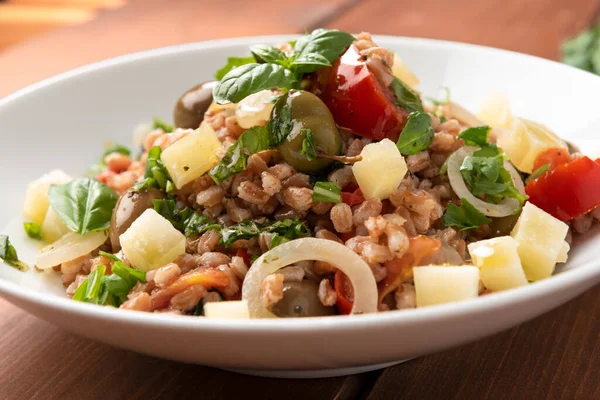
[109,188,164,252]
[489,212,521,237]
[275,90,341,173]
[270,280,336,318]
[173,81,216,129]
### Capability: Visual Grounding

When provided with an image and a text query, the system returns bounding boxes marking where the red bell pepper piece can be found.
[319,45,408,141]
[525,156,600,221]
[532,147,571,172]
[341,188,365,206]
[334,270,353,315]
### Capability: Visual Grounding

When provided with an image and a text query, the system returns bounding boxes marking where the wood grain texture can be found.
[1,1,600,399]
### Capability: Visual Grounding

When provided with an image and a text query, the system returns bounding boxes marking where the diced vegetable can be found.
[413,266,480,307]
[36,231,108,270]
[525,156,600,221]
[204,300,250,319]
[23,170,71,224]
[41,207,71,243]
[468,236,528,291]
[161,124,221,189]
[532,147,571,172]
[119,209,186,272]
[510,202,569,281]
[242,238,377,318]
[352,139,408,200]
[319,45,410,141]
[392,53,419,89]
[235,89,276,129]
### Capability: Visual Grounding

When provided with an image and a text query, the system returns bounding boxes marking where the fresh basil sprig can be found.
[313,181,341,203]
[48,178,118,235]
[443,198,492,230]
[215,56,256,80]
[213,29,355,104]
[0,235,28,271]
[396,111,434,155]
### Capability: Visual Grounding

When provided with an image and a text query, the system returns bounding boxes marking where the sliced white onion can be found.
[36,231,108,269]
[204,300,250,319]
[503,159,525,194]
[447,146,520,217]
[242,238,377,318]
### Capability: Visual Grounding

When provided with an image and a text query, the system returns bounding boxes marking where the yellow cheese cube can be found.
[468,236,528,291]
[352,139,407,200]
[119,209,186,272]
[161,124,221,189]
[510,202,569,281]
[23,170,71,224]
[41,207,71,243]
[414,266,480,307]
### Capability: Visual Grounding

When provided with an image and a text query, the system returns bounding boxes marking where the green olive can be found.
[173,81,216,129]
[109,188,164,252]
[489,212,521,237]
[270,280,336,318]
[275,90,341,173]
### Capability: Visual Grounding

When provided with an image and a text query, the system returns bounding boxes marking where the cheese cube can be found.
[41,207,71,243]
[23,170,71,224]
[468,236,528,291]
[414,266,480,307]
[510,202,569,281]
[161,124,221,189]
[352,139,407,200]
[204,300,250,319]
[119,209,186,272]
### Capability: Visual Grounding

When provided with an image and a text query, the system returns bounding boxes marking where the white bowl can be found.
[1,35,600,379]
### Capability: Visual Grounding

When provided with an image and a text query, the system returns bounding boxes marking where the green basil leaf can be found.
[458,126,491,147]
[396,111,434,155]
[184,213,221,237]
[133,146,174,192]
[313,181,341,203]
[220,218,310,247]
[250,45,289,66]
[24,222,42,240]
[215,56,256,80]
[213,63,296,104]
[291,29,355,73]
[0,235,28,271]
[152,117,174,133]
[443,198,492,230]
[209,125,270,183]
[300,129,316,161]
[268,95,294,146]
[391,77,423,113]
[48,178,118,235]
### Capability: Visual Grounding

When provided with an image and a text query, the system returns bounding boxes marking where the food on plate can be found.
[6,29,599,319]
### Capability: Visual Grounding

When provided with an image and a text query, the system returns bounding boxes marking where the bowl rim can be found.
[1,34,599,332]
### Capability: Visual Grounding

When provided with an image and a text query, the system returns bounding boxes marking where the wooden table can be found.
[1,1,599,398]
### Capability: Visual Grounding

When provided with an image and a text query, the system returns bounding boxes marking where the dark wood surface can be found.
[1,1,599,399]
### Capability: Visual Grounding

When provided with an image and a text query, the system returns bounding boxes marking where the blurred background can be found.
[0,0,598,97]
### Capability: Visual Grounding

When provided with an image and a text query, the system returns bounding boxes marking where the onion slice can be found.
[36,231,108,269]
[204,300,250,319]
[242,238,377,318]
[447,146,522,217]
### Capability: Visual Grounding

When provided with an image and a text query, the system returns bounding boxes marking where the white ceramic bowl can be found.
[1,35,600,379]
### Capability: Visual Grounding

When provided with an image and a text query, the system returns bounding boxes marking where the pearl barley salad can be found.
[4,30,600,319]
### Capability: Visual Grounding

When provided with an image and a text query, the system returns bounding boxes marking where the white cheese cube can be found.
[510,202,569,281]
[161,124,221,189]
[23,170,71,224]
[468,236,528,291]
[204,300,250,319]
[352,139,407,200]
[119,209,186,272]
[414,266,480,307]
[41,207,71,243]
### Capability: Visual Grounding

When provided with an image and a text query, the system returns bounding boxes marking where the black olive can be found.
[270,280,336,317]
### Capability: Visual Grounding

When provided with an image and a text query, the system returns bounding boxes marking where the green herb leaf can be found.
[0,235,28,271]
[291,29,355,73]
[213,63,296,104]
[300,129,316,161]
[561,25,600,75]
[250,45,289,66]
[215,56,256,81]
[102,144,131,160]
[24,222,42,240]
[458,126,491,147]
[220,218,310,247]
[133,146,174,192]
[209,125,270,183]
[391,77,423,113]
[73,265,107,304]
[443,198,492,230]
[396,111,434,155]
[153,117,174,133]
[152,199,220,237]
[48,178,118,235]
[313,181,341,203]
[526,163,550,184]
